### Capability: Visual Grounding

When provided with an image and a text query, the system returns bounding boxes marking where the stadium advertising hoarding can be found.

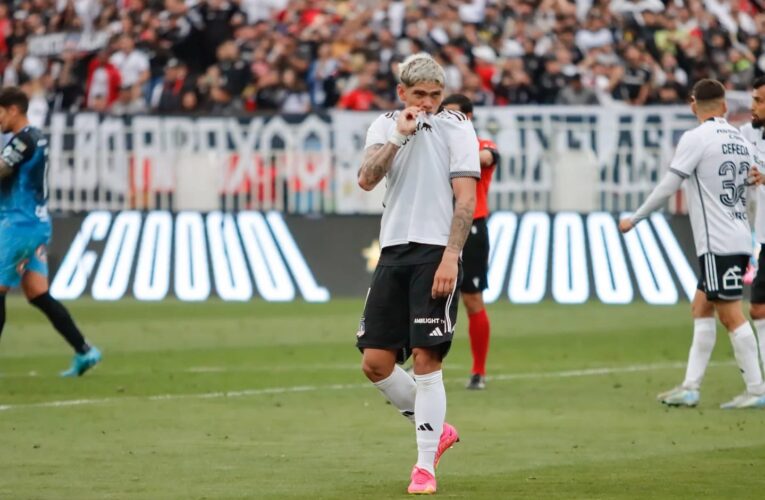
[46,107,699,214]
[48,211,698,304]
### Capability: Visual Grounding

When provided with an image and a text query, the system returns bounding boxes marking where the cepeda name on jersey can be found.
[721,143,750,156]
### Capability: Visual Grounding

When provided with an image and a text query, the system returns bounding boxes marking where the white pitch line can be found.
[0,363,468,378]
[0,360,720,412]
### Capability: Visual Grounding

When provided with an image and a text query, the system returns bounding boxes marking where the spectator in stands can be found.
[728,47,756,90]
[462,72,493,107]
[280,67,311,114]
[151,58,190,113]
[253,69,284,111]
[0,4,10,58]
[557,72,600,105]
[111,82,147,115]
[5,0,765,115]
[652,82,686,104]
[575,12,614,55]
[202,40,251,113]
[307,42,339,109]
[109,34,150,105]
[84,47,121,111]
[180,88,201,114]
[51,45,84,112]
[185,0,246,71]
[2,40,44,88]
[612,46,652,105]
[471,46,497,94]
[337,71,387,111]
[50,0,84,32]
[537,57,569,104]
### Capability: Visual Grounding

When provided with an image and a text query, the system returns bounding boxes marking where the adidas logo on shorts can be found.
[429,327,444,337]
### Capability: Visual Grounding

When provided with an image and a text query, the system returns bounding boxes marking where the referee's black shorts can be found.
[751,250,765,304]
[460,217,489,294]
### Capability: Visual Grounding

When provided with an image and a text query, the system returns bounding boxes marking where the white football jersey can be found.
[740,122,765,243]
[671,117,756,256]
[364,109,480,249]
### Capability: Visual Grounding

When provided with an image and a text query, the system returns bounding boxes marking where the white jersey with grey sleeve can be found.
[364,109,481,249]
[740,122,765,243]
[670,117,754,256]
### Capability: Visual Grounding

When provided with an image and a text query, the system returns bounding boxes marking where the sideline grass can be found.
[1,298,763,499]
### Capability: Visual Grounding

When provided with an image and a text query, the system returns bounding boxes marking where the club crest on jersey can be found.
[723,266,743,290]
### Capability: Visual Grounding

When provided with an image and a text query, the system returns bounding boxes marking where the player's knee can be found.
[717,308,745,332]
[750,303,765,320]
[691,300,713,318]
[361,358,392,382]
[411,348,442,374]
[462,293,484,315]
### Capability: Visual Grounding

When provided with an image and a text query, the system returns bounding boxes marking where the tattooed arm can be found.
[431,177,477,298]
[357,143,400,191]
[358,106,420,191]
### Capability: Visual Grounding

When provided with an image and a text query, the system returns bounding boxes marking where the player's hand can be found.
[396,106,420,136]
[748,166,763,186]
[618,219,634,233]
[432,250,459,299]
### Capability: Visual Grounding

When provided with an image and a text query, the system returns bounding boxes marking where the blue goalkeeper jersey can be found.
[0,126,50,226]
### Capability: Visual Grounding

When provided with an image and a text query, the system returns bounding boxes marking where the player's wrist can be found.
[388,131,409,147]
[442,248,460,260]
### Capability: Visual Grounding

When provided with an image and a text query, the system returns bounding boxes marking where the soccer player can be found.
[741,76,765,375]
[439,94,498,390]
[619,79,765,409]
[0,87,102,377]
[356,53,479,494]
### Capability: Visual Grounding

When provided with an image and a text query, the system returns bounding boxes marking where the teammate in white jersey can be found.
[619,79,765,409]
[355,53,480,495]
[741,77,765,376]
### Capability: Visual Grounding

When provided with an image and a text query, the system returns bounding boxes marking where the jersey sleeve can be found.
[0,131,35,171]
[444,117,480,179]
[668,130,704,178]
[364,113,395,149]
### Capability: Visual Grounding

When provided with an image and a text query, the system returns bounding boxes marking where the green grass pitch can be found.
[1,297,764,499]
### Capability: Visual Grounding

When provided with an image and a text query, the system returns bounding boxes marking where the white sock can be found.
[752,319,765,371]
[682,318,716,390]
[373,365,416,423]
[729,322,765,393]
[414,370,445,476]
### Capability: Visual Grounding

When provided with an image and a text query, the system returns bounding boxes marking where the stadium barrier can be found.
[47,211,699,304]
[46,106,702,215]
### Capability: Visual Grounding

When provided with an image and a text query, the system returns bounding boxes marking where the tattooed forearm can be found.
[358,143,400,191]
[446,189,476,254]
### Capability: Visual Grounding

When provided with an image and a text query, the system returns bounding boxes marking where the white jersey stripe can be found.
[444,278,458,333]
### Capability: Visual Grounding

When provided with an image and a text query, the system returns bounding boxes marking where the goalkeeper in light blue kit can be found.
[0,87,101,376]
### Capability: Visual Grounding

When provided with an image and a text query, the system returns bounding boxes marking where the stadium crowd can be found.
[2,0,765,118]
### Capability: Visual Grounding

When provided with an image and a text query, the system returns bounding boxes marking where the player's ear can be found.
[396,83,406,103]
[722,99,728,116]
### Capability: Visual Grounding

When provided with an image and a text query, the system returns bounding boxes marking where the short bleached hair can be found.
[398,53,446,87]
